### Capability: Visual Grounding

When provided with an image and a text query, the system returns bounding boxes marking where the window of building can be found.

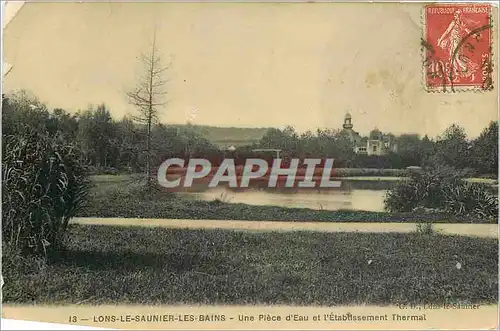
[373,145,377,152]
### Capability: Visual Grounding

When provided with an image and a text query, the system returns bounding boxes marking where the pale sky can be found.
[3,2,498,138]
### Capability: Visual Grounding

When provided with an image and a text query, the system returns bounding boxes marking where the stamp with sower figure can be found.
[423,3,493,92]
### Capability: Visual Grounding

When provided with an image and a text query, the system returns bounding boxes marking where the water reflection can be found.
[179,187,387,212]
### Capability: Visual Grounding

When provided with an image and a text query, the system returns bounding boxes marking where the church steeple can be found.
[343,112,353,130]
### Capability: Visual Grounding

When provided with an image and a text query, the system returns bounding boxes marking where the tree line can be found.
[3,90,497,177]
[1,91,221,175]
[242,123,498,176]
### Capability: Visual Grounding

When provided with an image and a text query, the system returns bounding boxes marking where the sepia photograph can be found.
[1,1,498,330]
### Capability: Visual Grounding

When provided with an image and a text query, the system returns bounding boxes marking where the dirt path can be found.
[73,218,498,238]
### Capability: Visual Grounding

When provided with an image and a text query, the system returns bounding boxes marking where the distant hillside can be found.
[169,124,271,148]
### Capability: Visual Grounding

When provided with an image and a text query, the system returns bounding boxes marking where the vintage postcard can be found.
[1,1,498,330]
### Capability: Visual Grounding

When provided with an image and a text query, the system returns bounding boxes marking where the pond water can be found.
[179,187,388,212]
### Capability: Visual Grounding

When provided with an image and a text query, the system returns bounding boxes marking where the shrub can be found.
[2,129,90,256]
[415,222,435,235]
[444,182,498,219]
[384,169,498,220]
[430,164,478,178]
[384,171,453,212]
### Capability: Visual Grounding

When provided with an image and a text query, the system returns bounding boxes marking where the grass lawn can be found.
[341,177,497,184]
[3,225,497,305]
[75,177,497,224]
[340,176,405,181]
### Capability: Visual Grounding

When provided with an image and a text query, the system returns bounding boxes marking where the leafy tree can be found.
[333,130,355,165]
[420,135,435,165]
[2,90,50,135]
[116,117,143,171]
[471,121,498,175]
[75,104,116,168]
[431,124,470,170]
[46,108,78,139]
[259,128,293,151]
[395,134,434,168]
[396,134,422,166]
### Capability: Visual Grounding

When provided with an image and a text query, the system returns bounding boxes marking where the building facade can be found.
[341,113,397,156]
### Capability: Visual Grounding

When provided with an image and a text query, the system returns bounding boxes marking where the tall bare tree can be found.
[127,29,168,184]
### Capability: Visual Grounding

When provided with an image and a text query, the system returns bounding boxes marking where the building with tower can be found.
[341,113,397,156]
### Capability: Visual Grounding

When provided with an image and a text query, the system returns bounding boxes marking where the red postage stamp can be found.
[423,3,492,91]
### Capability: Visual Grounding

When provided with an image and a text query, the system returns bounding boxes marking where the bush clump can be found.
[444,182,498,219]
[384,169,498,220]
[2,129,90,256]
